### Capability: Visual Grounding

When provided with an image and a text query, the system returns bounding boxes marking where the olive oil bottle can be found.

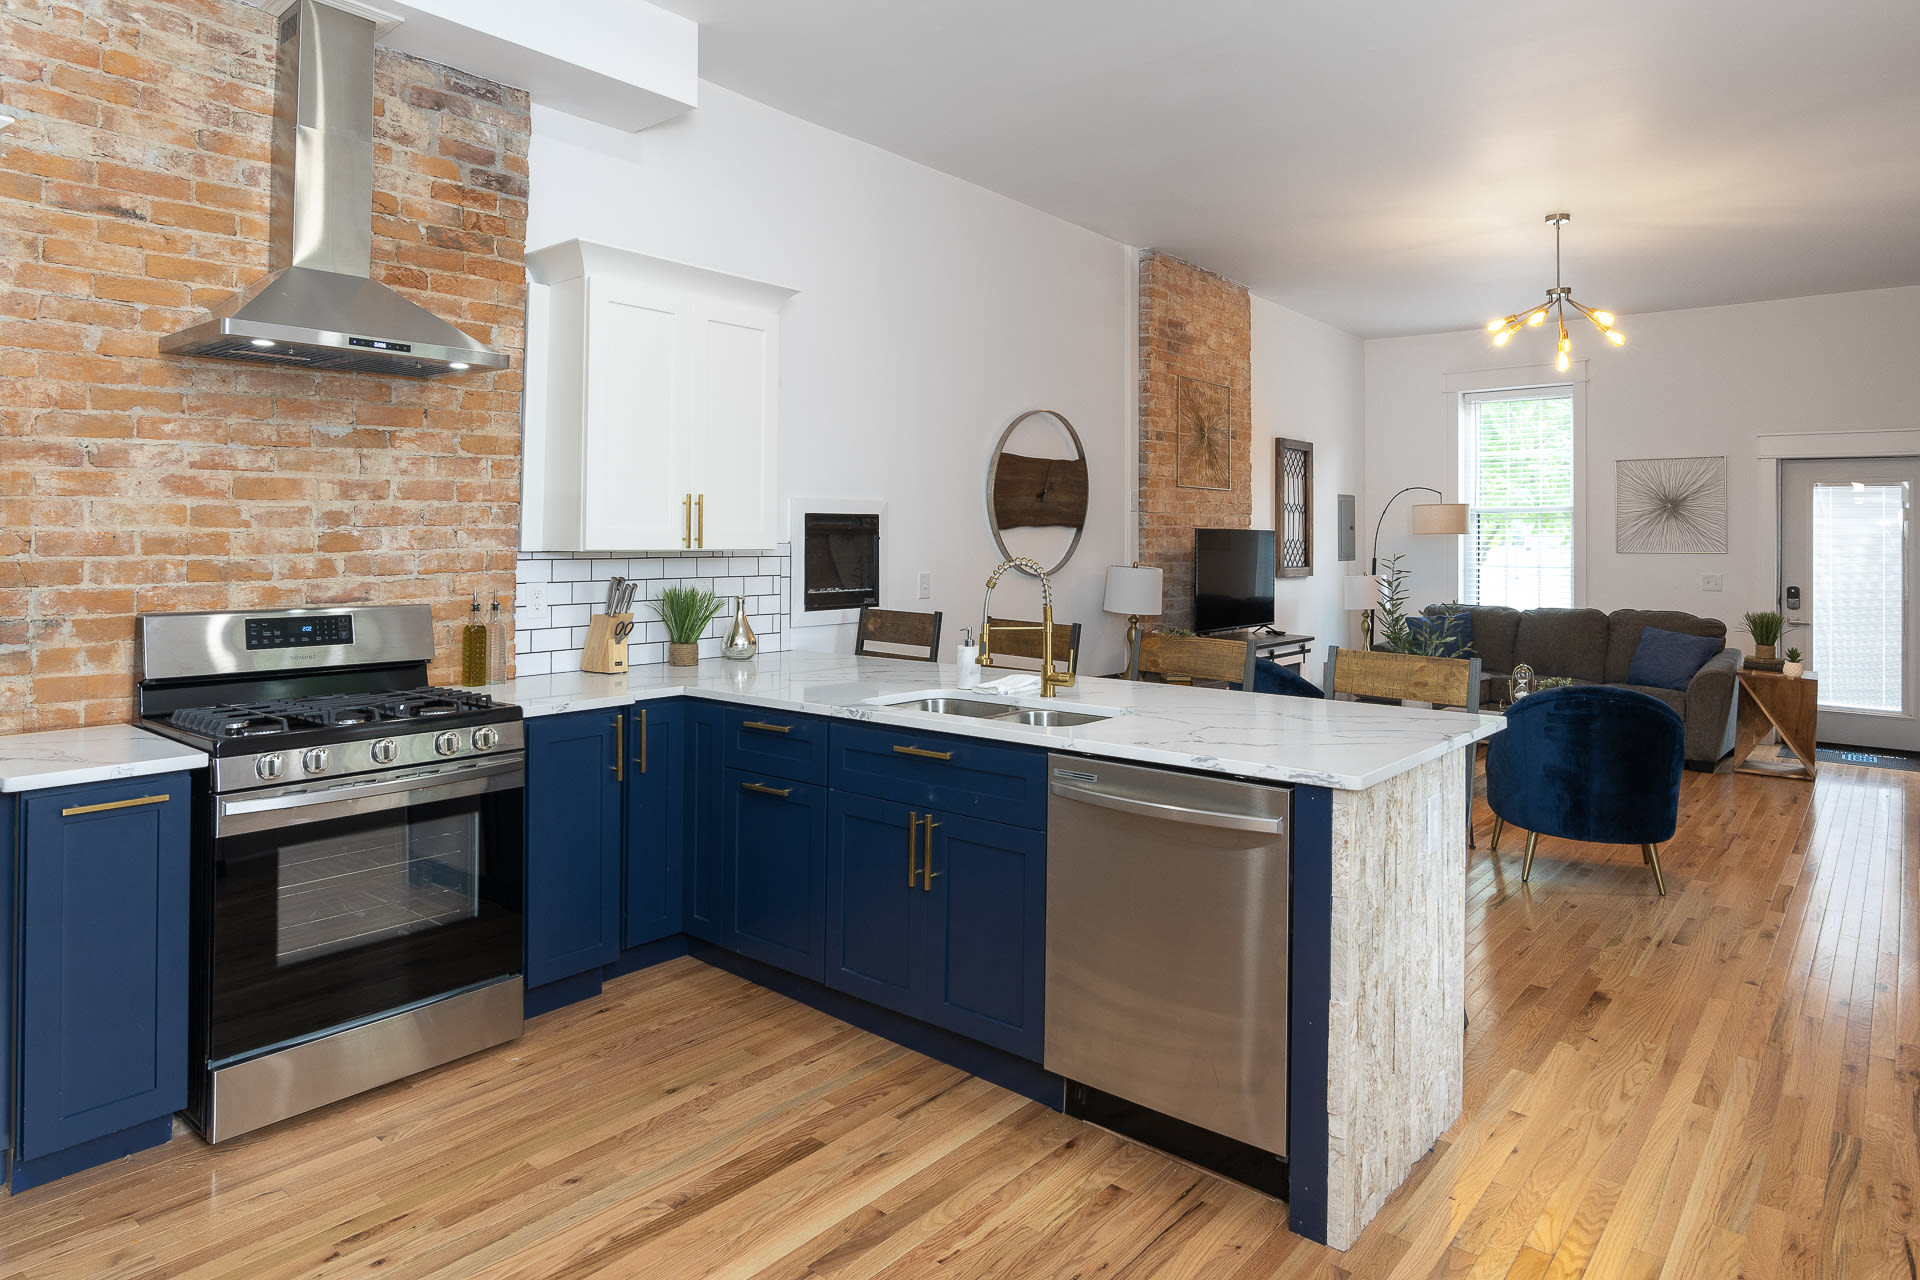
[461,590,489,686]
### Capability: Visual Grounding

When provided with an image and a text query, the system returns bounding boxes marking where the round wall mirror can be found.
[985,409,1089,577]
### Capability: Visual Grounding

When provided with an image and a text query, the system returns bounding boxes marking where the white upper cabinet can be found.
[523,240,795,553]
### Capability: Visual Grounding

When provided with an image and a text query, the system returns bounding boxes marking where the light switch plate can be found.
[1700,573,1723,592]
[917,571,931,600]
[517,582,548,614]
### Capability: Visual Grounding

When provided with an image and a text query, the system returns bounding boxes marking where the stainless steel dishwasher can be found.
[1044,754,1291,1169]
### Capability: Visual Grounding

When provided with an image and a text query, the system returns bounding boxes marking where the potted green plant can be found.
[650,584,723,667]
[1742,609,1785,661]
[1783,647,1804,678]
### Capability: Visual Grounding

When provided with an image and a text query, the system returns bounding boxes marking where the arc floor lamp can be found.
[1355,486,1469,645]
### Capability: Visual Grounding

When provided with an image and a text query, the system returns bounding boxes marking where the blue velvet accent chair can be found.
[1485,685,1684,894]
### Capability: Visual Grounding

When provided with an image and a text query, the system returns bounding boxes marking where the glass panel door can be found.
[1780,458,1918,752]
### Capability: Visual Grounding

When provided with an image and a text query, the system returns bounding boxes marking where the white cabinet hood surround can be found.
[367,0,697,131]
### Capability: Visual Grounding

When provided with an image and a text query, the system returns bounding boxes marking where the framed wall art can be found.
[1616,455,1728,554]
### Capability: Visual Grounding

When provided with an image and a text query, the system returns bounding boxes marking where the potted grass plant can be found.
[650,584,723,667]
[1742,609,1785,661]
[1783,647,1804,678]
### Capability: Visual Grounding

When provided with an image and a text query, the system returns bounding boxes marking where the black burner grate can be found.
[167,687,496,738]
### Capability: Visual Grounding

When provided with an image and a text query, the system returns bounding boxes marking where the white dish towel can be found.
[975,672,1043,696]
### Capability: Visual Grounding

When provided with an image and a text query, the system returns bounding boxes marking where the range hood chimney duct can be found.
[161,0,508,378]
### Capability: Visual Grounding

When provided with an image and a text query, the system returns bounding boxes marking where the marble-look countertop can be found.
[480,651,1500,791]
[0,725,209,794]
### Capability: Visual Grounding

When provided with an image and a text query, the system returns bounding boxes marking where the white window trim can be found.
[1442,362,1588,606]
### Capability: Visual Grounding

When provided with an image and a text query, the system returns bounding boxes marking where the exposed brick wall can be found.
[1136,250,1252,630]
[0,1,528,732]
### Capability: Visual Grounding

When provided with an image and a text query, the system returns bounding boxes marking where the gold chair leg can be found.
[1644,843,1668,896]
[1489,815,1504,853]
[1522,830,1539,881]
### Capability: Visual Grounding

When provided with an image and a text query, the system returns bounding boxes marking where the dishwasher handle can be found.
[1048,778,1286,834]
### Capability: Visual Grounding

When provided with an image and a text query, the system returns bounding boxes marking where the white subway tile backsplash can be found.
[513,550,792,675]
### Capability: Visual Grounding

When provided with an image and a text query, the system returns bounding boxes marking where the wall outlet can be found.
[917,571,931,600]
[1700,573,1723,592]
[517,582,548,614]
[1427,793,1444,853]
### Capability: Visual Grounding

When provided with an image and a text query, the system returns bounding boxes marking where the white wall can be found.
[1364,285,1920,634]
[526,85,1138,674]
[1249,297,1367,683]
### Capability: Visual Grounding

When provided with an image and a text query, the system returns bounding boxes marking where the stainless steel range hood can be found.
[161,0,507,378]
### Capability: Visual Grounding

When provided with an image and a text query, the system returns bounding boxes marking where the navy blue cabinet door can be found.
[17,776,190,1159]
[623,701,684,948]
[919,812,1046,1060]
[682,702,731,945]
[725,769,827,982]
[525,710,623,988]
[824,791,924,1016]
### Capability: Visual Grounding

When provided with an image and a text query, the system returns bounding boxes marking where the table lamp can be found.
[1104,563,1163,678]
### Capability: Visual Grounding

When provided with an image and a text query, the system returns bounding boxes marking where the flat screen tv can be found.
[1193,528,1275,634]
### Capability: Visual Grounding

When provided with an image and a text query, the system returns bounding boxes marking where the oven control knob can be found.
[302,747,330,774]
[433,730,462,757]
[255,753,285,781]
[369,738,398,765]
[472,726,499,751]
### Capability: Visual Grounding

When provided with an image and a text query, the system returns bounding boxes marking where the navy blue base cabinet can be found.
[825,792,1044,1060]
[623,701,684,948]
[524,709,623,990]
[8,775,191,1193]
[682,702,730,946]
[522,703,1045,1062]
[725,769,827,982]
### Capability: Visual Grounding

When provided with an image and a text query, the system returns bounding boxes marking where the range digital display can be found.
[245,614,353,650]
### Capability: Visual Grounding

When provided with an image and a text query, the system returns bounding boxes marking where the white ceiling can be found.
[645,0,1920,337]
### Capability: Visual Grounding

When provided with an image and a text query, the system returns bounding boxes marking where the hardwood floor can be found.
[2,762,1913,1278]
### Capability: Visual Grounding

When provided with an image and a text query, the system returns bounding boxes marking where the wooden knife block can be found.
[581,613,632,674]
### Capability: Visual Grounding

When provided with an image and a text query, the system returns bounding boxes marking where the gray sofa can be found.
[1426,605,1741,770]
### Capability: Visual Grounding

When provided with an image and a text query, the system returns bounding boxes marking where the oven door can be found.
[208,755,524,1064]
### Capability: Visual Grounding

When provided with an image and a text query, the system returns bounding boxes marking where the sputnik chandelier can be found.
[1485,212,1624,373]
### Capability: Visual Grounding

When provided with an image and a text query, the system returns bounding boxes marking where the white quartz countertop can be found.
[0,724,209,794]
[481,651,1500,791]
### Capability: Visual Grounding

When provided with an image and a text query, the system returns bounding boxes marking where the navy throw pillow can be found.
[1626,627,1722,691]
[1233,658,1324,698]
[1406,611,1474,658]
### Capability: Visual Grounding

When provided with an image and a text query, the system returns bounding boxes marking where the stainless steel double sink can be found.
[884,695,1114,728]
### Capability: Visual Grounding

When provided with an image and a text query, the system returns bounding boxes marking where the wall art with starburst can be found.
[1615,455,1728,554]
[1175,375,1231,490]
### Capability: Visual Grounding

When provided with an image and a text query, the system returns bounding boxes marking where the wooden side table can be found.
[1733,669,1818,780]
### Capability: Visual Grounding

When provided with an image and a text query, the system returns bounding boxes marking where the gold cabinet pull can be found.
[612,715,624,782]
[907,809,920,886]
[892,744,953,761]
[742,720,791,734]
[633,707,648,774]
[61,792,170,818]
[696,493,704,548]
[920,816,940,891]
[683,493,692,548]
[740,781,791,798]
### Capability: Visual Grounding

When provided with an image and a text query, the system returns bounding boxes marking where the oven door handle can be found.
[216,758,524,837]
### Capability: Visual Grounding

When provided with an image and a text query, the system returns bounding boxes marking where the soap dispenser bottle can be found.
[461,590,489,687]
[955,627,981,687]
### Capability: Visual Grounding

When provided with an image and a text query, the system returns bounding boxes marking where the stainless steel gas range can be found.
[136,605,525,1143]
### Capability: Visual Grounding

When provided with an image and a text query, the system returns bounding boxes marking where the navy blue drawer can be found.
[829,722,1047,830]
[723,707,829,784]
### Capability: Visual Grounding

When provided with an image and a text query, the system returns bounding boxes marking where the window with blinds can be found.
[1462,388,1575,608]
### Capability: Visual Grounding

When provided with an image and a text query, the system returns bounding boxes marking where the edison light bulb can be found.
[1486,317,1507,333]
[1606,329,1625,346]
[1493,329,1513,347]
[1527,308,1547,326]
[1556,349,1571,373]
[1592,311,1614,326]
